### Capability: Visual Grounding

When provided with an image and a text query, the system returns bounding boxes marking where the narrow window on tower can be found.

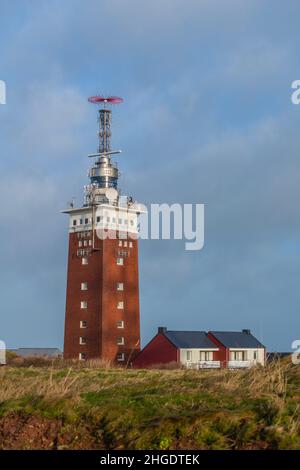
[117,301,124,309]
[117,337,125,345]
[117,321,124,329]
[80,320,87,328]
[116,258,124,266]
[81,282,88,291]
[80,301,87,309]
[82,257,88,265]
[73,220,77,226]
[85,218,89,224]
[79,337,86,345]
[117,282,124,291]
[79,352,86,360]
[117,353,125,362]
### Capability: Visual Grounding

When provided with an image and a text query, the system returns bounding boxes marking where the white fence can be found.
[186,361,221,370]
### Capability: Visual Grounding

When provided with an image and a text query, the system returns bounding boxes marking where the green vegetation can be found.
[0,360,299,449]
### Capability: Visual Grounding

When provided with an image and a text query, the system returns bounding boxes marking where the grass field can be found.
[0,359,300,450]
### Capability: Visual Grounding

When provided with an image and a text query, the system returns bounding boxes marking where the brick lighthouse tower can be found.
[63,96,142,364]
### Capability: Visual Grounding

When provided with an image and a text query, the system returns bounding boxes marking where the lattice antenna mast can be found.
[87,96,123,191]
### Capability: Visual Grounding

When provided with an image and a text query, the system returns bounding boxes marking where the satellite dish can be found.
[105,188,118,204]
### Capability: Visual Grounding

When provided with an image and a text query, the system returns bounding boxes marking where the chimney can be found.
[242,329,251,335]
[158,327,167,334]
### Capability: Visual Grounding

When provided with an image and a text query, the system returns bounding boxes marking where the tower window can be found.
[117,353,125,362]
[117,321,124,329]
[82,257,88,265]
[118,218,122,224]
[80,301,87,309]
[81,282,88,291]
[107,217,110,222]
[79,337,86,345]
[117,301,124,309]
[73,220,77,226]
[80,321,87,328]
[96,216,103,223]
[117,337,124,345]
[79,352,86,360]
[80,219,83,225]
[116,258,124,266]
[117,282,124,291]
[85,218,89,224]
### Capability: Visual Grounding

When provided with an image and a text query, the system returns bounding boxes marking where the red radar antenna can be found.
[88,95,123,105]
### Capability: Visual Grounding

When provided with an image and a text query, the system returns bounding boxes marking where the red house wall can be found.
[207,332,228,367]
[133,333,178,368]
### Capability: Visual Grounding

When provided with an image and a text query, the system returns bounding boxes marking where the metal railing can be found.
[186,361,221,370]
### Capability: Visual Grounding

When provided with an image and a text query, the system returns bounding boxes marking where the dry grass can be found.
[0,359,299,449]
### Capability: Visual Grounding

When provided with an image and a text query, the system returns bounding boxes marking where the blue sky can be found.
[0,0,300,351]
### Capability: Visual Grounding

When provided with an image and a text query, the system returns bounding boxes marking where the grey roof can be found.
[164,331,218,349]
[209,331,264,349]
[11,348,62,357]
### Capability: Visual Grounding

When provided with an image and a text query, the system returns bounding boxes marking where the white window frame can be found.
[186,350,192,362]
[117,320,124,329]
[81,282,88,291]
[117,282,124,291]
[82,257,88,265]
[79,352,86,360]
[117,352,125,362]
[117,258,124,266]
[79,336,86,345]
[80,320,87,329]
[117,301,124,309]
[80,301,87,309]
[117,337,125,345]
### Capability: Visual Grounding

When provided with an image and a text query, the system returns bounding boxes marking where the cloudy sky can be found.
[0,0,300,351]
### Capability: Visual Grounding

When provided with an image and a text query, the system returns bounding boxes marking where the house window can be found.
[124,241,128,247]
[79,337,86,345]
[199,351,213,361]
[117,337,124,345]
[82,257,88,265]
[117,282,124,291]
[80,321,87,328]
[117,353,125,362]
[230,351,247,361]
[79,352,86,360]
[80,301,87,309]
[73,220,77,226]
[117,258,124,266]
[186,351,192,361]
[117,321,124,329]
[254,351,257,360]
[81,282,88,291]
[117,301,124,309]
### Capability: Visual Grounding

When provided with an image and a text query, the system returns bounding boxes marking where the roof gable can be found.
[164,331,218,349]
[209,331,264,349]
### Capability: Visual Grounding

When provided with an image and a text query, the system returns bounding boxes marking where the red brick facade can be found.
[64,229,140,364]
[133,333,178,368]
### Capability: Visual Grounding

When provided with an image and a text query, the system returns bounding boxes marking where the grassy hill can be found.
[0,359,300,450]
